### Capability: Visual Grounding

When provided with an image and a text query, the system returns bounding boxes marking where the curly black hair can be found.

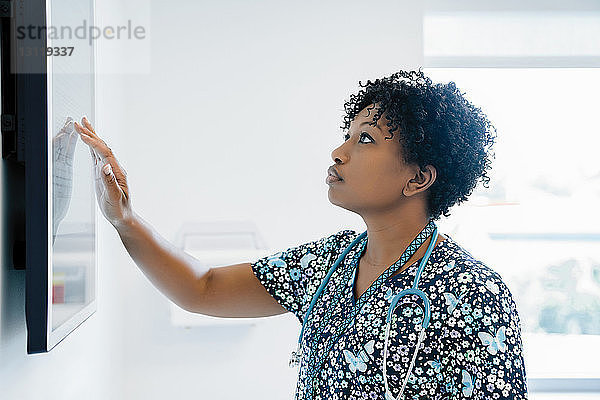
[340,68,497,221]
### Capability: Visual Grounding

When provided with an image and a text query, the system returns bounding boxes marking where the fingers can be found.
[74,120,113,163]
[74,120,98,143]
[76,126,101,157]
[115,159,127,177]
[76,122,109,172]
[82,115,96,135]
[74,117,130,201]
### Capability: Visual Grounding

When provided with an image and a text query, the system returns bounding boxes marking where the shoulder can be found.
[331,229,362,249]
[436,235,518,313]
[436,235,508,286]
[327,228,361,244]
[435,237,525,354]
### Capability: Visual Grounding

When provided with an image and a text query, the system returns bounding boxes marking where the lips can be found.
[327,166,343,181]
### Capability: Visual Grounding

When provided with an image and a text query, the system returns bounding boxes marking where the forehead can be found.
[349,104,388,133]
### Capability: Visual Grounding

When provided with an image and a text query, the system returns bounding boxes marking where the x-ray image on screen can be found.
[48,0,97,343]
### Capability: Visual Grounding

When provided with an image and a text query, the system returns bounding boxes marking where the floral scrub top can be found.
[251,229,529,400]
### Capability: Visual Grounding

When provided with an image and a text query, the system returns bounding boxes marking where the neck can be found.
[360,205,442,269]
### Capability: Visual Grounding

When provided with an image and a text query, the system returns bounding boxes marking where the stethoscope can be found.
[289,221,439,400]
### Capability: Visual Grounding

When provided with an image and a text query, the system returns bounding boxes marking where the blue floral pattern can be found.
[251,229,528,399]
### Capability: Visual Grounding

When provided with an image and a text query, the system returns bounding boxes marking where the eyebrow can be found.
[359,120,382,132]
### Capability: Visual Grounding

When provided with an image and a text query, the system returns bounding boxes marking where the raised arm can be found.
[74,116,286,318]
[115,213,287,317]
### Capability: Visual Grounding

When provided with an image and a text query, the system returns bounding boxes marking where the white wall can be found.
[0,1,424,399]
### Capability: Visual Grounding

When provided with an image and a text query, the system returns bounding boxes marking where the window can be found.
[424,11,600,394]
[422,68,600,390]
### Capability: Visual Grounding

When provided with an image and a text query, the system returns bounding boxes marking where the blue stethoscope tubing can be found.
[383,226,437,400]
[291,224,439,400]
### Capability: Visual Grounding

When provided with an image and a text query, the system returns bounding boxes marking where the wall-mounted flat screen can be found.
[1,0,97,353]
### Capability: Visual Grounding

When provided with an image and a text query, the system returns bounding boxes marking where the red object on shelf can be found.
[52,284,65,304]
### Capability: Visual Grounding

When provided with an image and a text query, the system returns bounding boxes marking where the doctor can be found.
[74,69,528,399]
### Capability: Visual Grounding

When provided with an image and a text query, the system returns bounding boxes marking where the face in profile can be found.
[327,104,422,216]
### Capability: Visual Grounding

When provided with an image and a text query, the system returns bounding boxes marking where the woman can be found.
[74,69,528,399]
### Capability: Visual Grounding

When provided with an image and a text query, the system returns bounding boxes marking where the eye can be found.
[359,132,374,143]
[343,132,374,144]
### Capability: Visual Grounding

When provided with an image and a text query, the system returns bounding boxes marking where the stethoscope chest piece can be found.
[289,345,302,368]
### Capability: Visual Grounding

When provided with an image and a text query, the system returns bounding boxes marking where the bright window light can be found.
[424,68,600,382]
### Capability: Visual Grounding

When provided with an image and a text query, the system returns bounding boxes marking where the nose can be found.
[331,142,348,165]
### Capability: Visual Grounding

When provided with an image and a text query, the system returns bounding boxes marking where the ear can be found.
[403,164,437,197]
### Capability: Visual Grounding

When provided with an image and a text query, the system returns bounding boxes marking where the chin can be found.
[327,192,358,213]
[327,190,344,207]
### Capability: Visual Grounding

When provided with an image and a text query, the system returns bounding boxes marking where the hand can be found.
[52,116,78,236]
[74,116,133,228]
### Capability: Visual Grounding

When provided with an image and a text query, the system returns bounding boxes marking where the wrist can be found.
[112,211,138,234]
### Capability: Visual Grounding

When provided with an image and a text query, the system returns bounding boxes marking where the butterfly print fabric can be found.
[251,230,529,399]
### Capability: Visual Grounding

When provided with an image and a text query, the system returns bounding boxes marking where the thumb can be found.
[102,163,122,202]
